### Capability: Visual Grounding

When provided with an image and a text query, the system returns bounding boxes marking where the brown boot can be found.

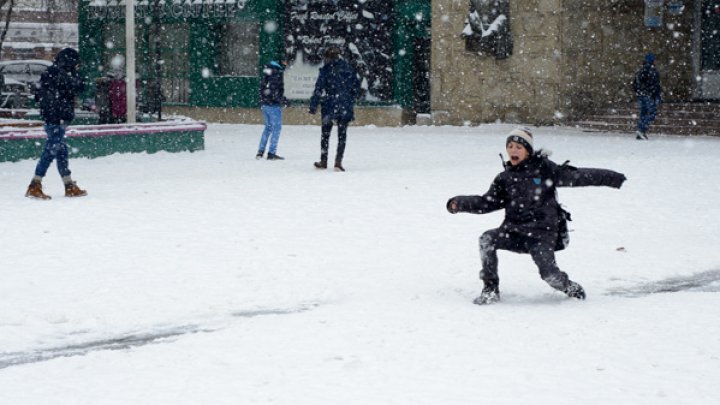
[26,181,51,200]
[65,182,88,197]
[334,160,345,172]
[313,160,327,169]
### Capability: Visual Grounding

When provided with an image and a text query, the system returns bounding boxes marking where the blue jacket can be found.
[38,48,85,125]
[259,61,287,106]
[309,59,360,122]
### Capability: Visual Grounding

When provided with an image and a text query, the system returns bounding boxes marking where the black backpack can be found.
[544,157,572,251]
[555,205,571,251]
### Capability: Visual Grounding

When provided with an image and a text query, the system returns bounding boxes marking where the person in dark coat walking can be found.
[26,48,87,199]
[95,75,112,124]
[309,46,360,172]
[632,53,662,140]
[447,127,626,305]
[257,60,288,160]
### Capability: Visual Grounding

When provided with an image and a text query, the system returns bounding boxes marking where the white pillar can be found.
[125,0,137,123]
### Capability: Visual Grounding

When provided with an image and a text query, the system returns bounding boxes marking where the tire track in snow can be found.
[605,269,720,297]
[0,304,318,370]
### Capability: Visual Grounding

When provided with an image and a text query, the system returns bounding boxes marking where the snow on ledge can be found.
[0,120,207,140]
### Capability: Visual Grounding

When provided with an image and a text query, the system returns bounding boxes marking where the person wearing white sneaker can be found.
[632,53,662,140]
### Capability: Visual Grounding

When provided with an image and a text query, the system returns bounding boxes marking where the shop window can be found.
[158,24,189,103]
[216,22,259,77]
[101,23,189,104]
[101,23,151,74]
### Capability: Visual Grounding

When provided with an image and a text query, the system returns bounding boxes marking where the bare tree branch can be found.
[0,0,16,60]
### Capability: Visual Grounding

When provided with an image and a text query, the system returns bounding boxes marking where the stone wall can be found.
[560,0,693,117]
[431,0,695,125]
[431,0,565,126]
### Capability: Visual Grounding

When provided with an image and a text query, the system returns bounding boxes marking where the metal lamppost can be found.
[125,0,136,123]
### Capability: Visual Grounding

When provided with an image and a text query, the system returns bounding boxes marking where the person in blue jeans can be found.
[25,48,87,199]
[632,53,662,140]
[257,60,288,160]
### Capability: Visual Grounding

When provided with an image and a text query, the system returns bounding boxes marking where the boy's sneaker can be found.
[267,153,285,160]
[473,284,500,305]
[256,152,264,160]
[314,160,327,169]
[564,281,586,300]
[635,131,648,140]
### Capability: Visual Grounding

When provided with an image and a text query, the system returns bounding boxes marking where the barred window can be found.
[216,22,260,77]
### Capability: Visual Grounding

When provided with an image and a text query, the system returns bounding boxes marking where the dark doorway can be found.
[413,37,431,114]
[701,0,720,70]
[698,0,720,99]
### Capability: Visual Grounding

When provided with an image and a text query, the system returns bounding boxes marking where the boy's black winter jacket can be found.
[447,152,626,240]
[38,48,85,125]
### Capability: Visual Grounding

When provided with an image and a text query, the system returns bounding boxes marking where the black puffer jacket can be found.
[38,48,85,125]
[632,62,662,99]
[448,152,626,239]
[259,61,287,106]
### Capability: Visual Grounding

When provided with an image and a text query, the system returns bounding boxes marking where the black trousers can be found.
[478,228,570,291]
[320,118,349,162]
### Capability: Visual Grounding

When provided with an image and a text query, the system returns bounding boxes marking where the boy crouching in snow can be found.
[446,127,626,305]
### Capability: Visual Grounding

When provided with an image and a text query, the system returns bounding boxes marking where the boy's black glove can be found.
[610,174,627,189]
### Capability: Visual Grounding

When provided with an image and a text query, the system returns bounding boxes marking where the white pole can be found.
[125,0,137,123]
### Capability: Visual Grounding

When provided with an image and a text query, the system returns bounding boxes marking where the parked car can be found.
[0,59,52,87]
[0,77,34,108]
[0,59,51,109]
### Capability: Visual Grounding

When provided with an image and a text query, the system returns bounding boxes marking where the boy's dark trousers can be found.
[479,228,570,291]
[320,119,348,162]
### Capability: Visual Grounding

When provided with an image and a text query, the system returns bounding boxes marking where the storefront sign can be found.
[667,0,684,16]
[644,0,664,27]
[283,53,320,100]
[284,0,394,101]
[87,0,248,20]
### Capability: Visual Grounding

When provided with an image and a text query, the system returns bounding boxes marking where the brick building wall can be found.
[1,1,77,61]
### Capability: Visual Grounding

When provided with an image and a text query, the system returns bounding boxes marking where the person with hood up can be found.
[257,60,288,160]
[632,52,662,140]
[108,70,128,124]
[26,47,87,199]
[308,46,360,172]
[447,127,626,305]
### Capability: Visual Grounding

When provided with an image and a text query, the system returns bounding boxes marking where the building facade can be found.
[78,0,430,124]
[431,0,718,126]
[76,0,718,126]
[0,0,78,61]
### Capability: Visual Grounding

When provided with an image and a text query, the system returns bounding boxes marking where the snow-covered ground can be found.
[1,123,719,404]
